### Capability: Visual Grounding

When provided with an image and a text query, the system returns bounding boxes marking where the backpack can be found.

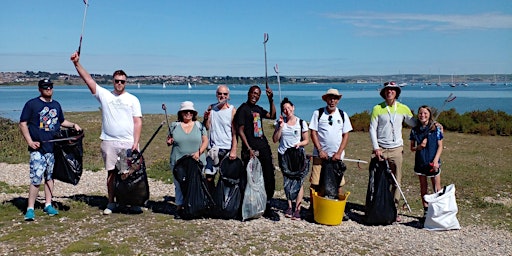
[317,107,345,124]
[170,121,205,137]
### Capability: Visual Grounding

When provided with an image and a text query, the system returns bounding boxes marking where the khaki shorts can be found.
[309,157,346,186]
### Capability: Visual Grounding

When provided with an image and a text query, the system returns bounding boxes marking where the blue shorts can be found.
[29,151,55,185]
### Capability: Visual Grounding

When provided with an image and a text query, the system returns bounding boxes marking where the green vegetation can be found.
[0,110,511,253]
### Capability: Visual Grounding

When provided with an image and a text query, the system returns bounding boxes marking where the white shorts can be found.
[100,140,134,171]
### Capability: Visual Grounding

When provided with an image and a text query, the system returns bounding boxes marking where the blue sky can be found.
[1,0,511,77]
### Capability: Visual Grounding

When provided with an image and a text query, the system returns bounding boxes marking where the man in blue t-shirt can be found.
[19,79,82,221]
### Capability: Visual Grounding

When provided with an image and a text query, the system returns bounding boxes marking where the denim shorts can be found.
[29,151,55,185]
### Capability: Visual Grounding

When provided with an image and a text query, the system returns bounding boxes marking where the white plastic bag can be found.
[423,184,461,231]
[242,157,267,221]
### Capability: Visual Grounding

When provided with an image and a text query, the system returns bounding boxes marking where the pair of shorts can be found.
[29,151,54,185]
[101,140,134,171]
[310,157,345,186]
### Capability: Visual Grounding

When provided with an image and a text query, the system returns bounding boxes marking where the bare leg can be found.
[27,184,40,209]
[419,176,428,208]
[44,179,54,205]
[431,175,441,193]
[295,186,304,211]
[107,171,115,203]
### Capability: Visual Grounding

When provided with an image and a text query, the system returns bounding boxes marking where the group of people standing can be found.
[20,52,444,223]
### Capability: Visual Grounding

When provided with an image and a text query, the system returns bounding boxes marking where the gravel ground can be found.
[1,162,511,255]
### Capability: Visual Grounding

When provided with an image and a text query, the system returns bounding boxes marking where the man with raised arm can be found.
[235,85,279,221]
[203,85,238,191]
[70,51,142,215]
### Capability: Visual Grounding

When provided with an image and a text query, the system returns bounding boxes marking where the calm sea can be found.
[1,83,511,121]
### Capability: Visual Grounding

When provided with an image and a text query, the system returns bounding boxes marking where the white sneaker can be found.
[103,203,116,215]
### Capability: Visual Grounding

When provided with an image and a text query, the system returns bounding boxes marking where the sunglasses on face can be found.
[328,115,333,126]
[40,85,53,90]
[114,79,126,84]
[217,92,229,96]
[182,110,194,114]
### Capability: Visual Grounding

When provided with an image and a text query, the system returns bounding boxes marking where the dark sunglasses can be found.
[41,85,53,90]
[217,92,229,96]
[114,79,126,84]
[182,110,194,114]
[328,115,333,126]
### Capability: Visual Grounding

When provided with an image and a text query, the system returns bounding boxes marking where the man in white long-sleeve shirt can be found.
[369,81,416,222]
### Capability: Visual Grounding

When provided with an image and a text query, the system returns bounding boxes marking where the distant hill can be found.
[0,71,508,85]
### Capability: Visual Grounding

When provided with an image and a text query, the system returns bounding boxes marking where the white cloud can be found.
[324,12,512,33]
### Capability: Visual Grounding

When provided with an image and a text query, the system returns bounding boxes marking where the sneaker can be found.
[263,208,280,222]
[24,209,35,221]
[43,205,59,216]
[103,202,117,215]
[291,210,301,220]
[284,208,293,218]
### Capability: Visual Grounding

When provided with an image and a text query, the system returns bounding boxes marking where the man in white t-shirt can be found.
[309,88,353,196]
[71,51,143,215]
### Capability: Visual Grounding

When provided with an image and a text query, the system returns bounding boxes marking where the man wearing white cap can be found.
[369,81,416,222]
[309,88,353,197]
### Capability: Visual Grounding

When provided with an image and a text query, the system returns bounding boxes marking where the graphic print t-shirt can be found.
[20,97,65,153]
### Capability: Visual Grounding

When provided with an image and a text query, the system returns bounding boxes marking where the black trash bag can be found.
[318,158,346,199]
[365,157,397,225]
[114,150,150,207]
[281,147,308,179]
[211,157,246,219]
[53,128,84,185]
[173,155,213,219]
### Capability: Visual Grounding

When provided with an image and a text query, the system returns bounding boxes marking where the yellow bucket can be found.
[311,188,350,226]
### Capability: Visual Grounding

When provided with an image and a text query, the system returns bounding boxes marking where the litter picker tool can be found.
[43,132,84,143]
[385,159,412,212]
[343,158,368,169]
[433,93,456,122]
[77,0,90,56]
[274,64,282,102]
[263,33,269,90]
[162,103,171,134]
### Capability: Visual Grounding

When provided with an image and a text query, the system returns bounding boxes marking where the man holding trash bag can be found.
[71,51,143,215]
[19,79,82,221]
[369,81,416,222]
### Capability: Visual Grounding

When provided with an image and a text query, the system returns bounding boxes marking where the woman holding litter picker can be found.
[272,97,310,220]
[167,101,208,218]
[409,105,443,223]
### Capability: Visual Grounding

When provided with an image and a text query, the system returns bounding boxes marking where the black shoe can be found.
[263,208,280,221]
[174,209,184,219]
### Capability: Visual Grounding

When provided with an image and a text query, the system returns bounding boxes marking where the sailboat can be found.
[187,82,192,89]
[461,74,468,87]
[490,74,497,86]
[450,74,456,87]
[162,82,166,88]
